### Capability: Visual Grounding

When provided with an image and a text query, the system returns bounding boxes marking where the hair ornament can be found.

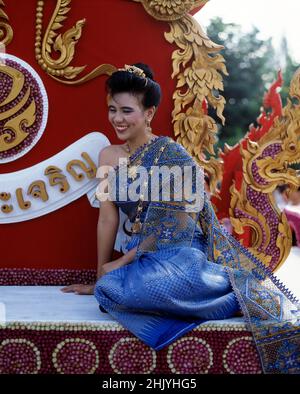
[118,64,147,80]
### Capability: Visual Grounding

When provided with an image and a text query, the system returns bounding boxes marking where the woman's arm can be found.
[61,201,120,294]
[100,246,137,276]
[61,146,120,294]
[96,200,119,278]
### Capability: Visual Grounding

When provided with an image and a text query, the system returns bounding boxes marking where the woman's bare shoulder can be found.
[98,144,127,166]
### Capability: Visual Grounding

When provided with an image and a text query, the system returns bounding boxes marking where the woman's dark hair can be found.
[106,63,161,108]
[277,184,289,194]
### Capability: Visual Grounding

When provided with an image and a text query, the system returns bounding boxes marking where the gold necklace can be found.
[127,136,157,181]
[125,133,153,155]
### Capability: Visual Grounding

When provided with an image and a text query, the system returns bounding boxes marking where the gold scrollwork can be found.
[66,152,97,181]
[35,0,116,84]
[133,0,208,21]
[34,0,224,186]
[0,0,13,47]
[27,180,49,201]
[44,166,70,193]
[0,65,36,153]
[165,15,227,192]
[131,0,225,192]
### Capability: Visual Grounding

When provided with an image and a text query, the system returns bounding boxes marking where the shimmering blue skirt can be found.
[94,229,239,350]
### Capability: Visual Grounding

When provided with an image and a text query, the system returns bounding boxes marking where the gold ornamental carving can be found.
[165,15,226,192]
[229,69,300,271]
[35,0,116,84]
[131,0,226,191]
[133,0,208,21]
[35,0,226,188]
[0,65,36,152]
[0,0,13,47]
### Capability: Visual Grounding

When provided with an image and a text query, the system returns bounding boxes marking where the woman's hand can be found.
[61,259,130,295]
[100,258,128,276]
[60,284,95,295]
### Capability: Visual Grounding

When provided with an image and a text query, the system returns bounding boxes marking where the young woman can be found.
[62,64,299,373]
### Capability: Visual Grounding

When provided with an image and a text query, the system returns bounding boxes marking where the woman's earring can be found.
[146,119,152,134]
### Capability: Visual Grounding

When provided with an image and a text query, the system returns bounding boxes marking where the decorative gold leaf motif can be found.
[229,69,300,271]
[0,0,13,46]
[0,65,35,152]
[0,99,35,152]
[289,68,300,99]
[0,65,25,107]
[35,0,116,84]
[165,15,227,192]
[35,0,86,80]
[133,0,208,21]
[131,1,226,192]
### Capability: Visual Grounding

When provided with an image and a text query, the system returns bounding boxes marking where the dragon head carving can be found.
[241,70,300,194]
[231,69,300,271]
[213,69,300,272]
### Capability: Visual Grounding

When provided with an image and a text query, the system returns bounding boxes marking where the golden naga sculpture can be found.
[0,0,13,47]
[35,0,116,84]
[229,69,300,271]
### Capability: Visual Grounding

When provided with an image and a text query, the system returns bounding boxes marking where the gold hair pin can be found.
[118,64,147,79]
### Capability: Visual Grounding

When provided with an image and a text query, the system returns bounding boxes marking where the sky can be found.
[195,0,300,63]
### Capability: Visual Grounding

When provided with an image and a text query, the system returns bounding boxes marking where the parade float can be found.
[0,0,299,374]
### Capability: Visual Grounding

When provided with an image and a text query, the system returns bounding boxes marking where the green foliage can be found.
[280,37,299,104]
[205,17,295,149]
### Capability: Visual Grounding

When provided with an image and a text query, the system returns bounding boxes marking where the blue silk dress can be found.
[94,229,239,350]
[94,137,239,351]
[94,137,300,374]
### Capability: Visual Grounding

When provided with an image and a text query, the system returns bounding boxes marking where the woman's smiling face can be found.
[107,92,150,141]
